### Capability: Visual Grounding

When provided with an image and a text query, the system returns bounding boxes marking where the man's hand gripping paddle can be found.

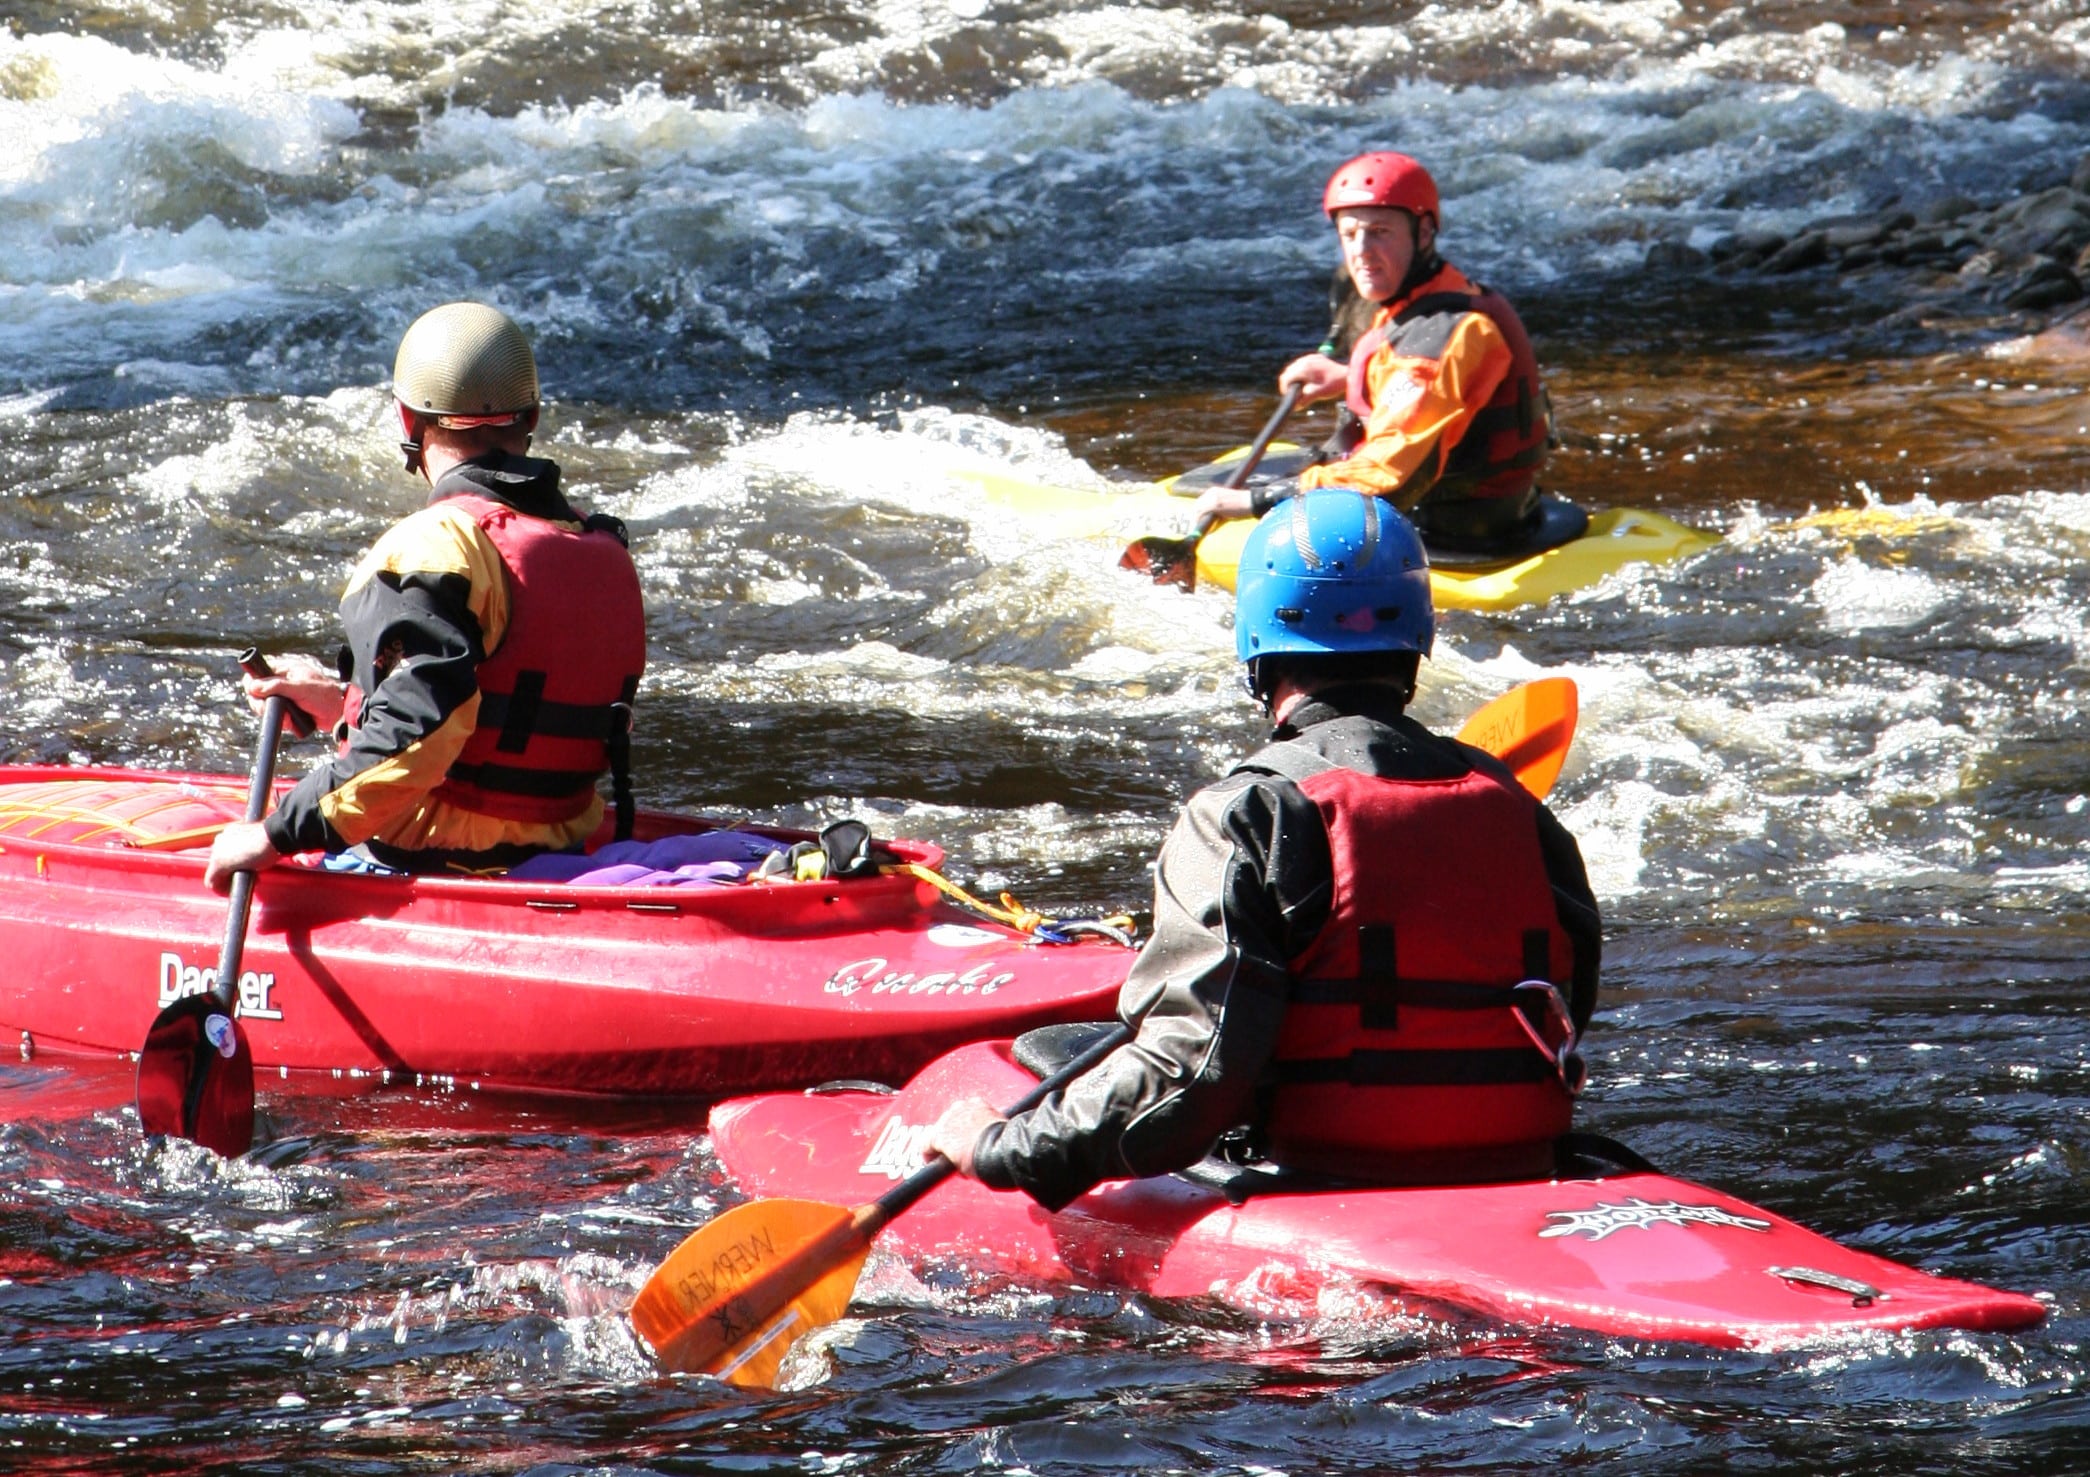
[134,650,310,1156]
[629,677,1580,1387]
[1119,382,1305,591]
[631,1023,1134,1387]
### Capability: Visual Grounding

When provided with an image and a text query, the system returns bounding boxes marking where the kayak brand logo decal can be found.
[823,957,1015,998]
[925,924,1008,949]
[156,951,283,1022]
[858,1114,935,1180]
[1539,1197,1773,1242]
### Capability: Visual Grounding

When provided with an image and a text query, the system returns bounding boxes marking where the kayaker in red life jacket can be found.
[926,489,1601,1206]
[1189,153,1567,558]
[204,303,647,890]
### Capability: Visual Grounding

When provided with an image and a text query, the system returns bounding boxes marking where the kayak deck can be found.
[1184,504,1715,609]
[0,769,1132,1098]
[951,460,1715,611]
[708,1040,2048,1347]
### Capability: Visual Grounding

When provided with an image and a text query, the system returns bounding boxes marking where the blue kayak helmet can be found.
[1234,489,1434,666]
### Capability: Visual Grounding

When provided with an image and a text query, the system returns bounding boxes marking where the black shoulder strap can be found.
[1230,738,1337,786]
[1393,289,1478,325]
[608,675,638,841]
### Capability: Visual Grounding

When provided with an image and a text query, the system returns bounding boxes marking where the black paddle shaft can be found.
[1217,381,1307,499]
[214,654,295,1009]
[868,1023,1135,1228]
[144,657,290,1152]
[1123,384,1308,589]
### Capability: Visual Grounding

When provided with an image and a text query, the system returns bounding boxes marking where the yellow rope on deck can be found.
[889,862,1134,941]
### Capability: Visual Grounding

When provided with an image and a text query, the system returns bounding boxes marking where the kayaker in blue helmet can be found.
[1186,153,1575,559]
[205,303,647,888]
[927,489,1601,1206]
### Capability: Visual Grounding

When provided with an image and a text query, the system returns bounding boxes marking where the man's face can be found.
[1336,206,1433,303]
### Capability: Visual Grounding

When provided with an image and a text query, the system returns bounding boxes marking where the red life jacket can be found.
[1343,265,1548,503]
[1258,751,1578,1184]
[429,493,646,826]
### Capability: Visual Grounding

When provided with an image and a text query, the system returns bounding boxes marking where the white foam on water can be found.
[693,406,1238,662]
[1810,558,1948,635]
[5,8,2080,387]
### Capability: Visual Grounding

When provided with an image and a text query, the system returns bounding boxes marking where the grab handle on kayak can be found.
[1769,1266,1882,1307]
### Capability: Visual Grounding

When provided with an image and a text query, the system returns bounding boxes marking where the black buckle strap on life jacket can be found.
[1323,406,1366,459]
[608,676,637,842]
[1359,923,1399,1031]
[1522,928,1550,983]
[439,761,602,798]
[1292,974,1541,1011]
[1275,1047,1562,1088]
[1294,921,1552,1024]
[495,671,546,754]
[477,686,631,743]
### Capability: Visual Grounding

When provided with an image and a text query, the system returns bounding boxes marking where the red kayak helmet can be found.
[1323,151,1439,227]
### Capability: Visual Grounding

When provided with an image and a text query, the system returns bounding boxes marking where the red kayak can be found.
[708,1036,2048,1347]
[0,768,1130,1097]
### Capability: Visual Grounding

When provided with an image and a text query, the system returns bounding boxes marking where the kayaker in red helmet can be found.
[1189,152,1577,558]
[205,303,647,889]
[926,490,1601,1206]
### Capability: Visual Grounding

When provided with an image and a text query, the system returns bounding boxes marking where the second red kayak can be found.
[0,768,1132,1098]
[708,1036,2048,1347]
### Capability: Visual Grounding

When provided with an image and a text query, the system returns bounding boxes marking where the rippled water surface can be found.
[3,1,2088,1472]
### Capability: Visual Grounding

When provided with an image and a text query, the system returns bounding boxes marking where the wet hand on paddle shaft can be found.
[1119,382,1305,590]
[1187,358,1351,526]
[629,676,1580,1387]
[204,652,327,892]
[138,650,311,1156]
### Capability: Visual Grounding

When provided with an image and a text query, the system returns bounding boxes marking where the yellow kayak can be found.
[952,454,1716,613]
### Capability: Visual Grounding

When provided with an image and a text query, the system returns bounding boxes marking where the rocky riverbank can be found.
[1654,154,2090,337]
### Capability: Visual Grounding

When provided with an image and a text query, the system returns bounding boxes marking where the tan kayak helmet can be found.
[392,302,539,473]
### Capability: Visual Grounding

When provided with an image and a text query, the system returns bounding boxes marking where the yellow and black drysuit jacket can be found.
[262,453,644,871]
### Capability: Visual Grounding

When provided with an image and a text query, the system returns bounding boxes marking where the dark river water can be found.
[3,1,2088,1472]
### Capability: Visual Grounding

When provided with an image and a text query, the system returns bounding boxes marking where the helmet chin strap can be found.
[397,403,427,476]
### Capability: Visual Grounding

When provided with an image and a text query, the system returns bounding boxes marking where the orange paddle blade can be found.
[630,1198,873,1387]
[1455,677,1579,799]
